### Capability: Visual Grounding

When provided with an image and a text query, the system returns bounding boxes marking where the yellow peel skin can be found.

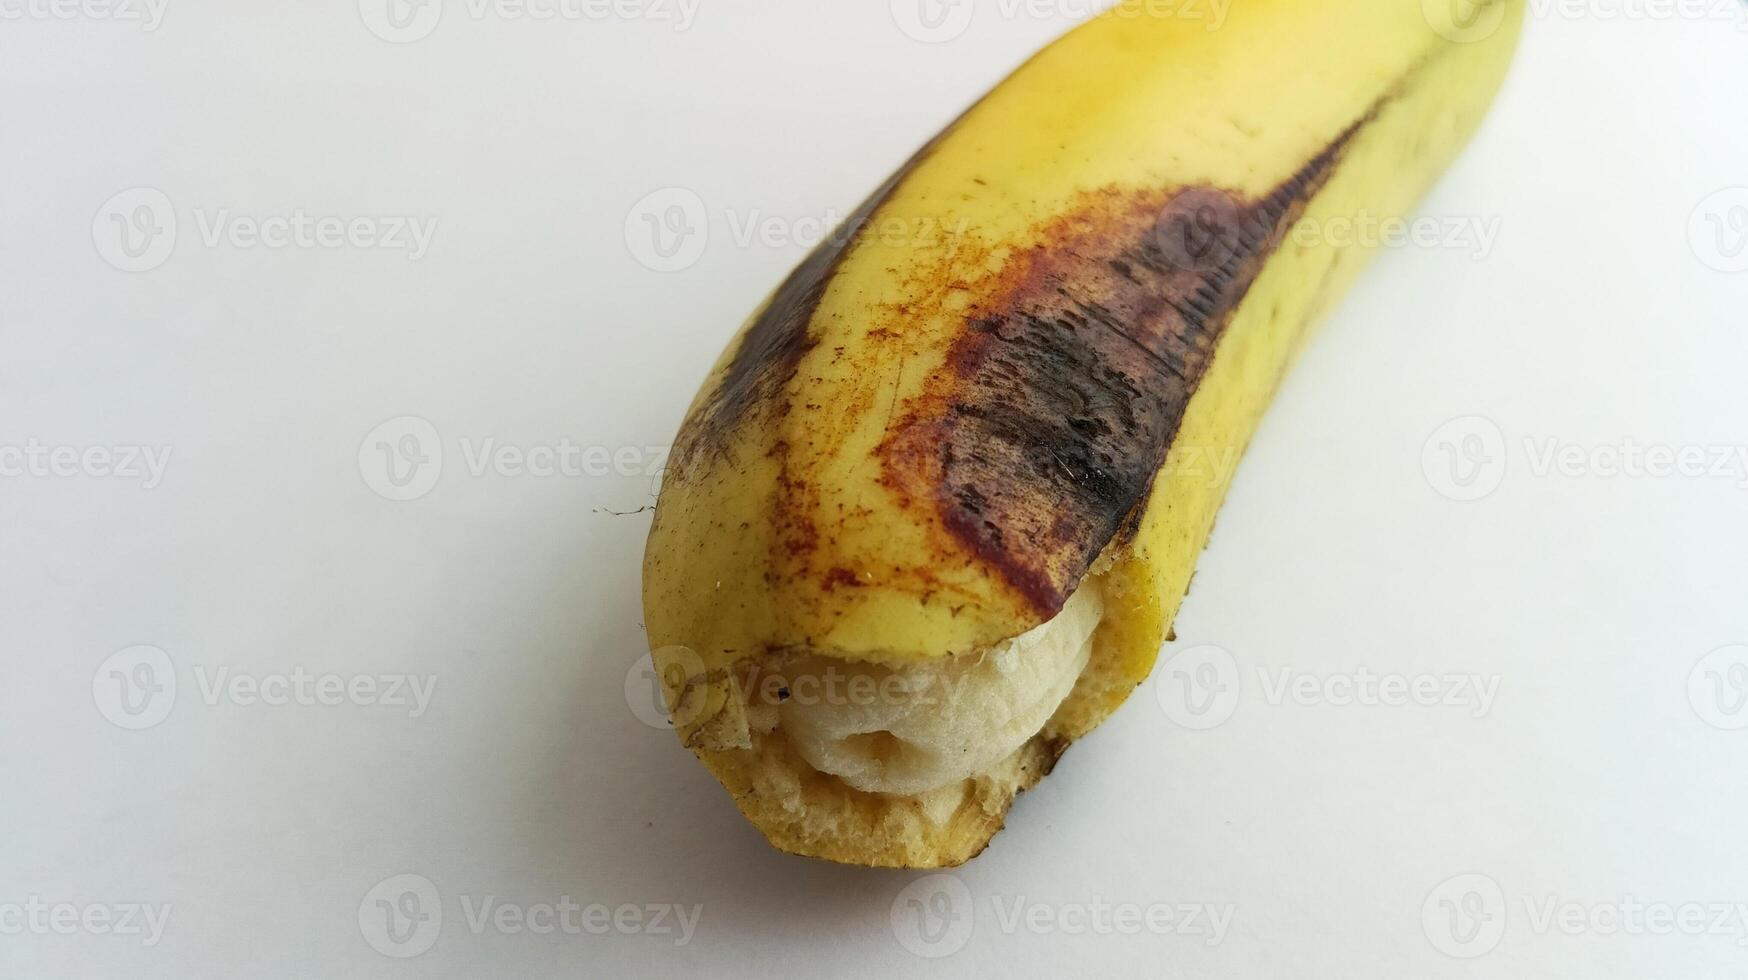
[643,0,1524,867]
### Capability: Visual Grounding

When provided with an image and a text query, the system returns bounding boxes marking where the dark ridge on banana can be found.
[882,118,1371,618]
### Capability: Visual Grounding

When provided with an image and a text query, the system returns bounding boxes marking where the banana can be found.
[643,0,1523,868]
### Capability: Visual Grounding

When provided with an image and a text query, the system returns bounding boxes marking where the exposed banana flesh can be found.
[643,0,1524,867]
[778,580,1105,797]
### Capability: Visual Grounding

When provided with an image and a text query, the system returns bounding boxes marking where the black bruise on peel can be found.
[914,120,1371,617]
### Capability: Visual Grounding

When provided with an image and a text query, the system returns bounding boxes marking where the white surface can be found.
[3,3,1747,978]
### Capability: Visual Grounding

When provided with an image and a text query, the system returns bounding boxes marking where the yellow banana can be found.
[643,0,1524,868]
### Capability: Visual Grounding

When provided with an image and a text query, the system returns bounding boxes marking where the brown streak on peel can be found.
[679,132,955,467]
[883,119,1372,618]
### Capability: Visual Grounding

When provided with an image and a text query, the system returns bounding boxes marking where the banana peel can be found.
[643,0,1524,867]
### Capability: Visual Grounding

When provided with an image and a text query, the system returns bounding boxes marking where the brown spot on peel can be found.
[884,119,1372,618]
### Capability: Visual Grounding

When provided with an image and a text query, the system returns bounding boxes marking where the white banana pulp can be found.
[777,582,1105,796]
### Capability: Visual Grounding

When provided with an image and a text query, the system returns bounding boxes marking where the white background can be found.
[3,1,1747,977]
